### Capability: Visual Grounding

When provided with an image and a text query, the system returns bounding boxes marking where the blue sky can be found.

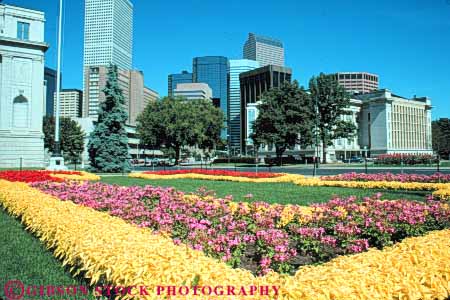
[6,0,450,118]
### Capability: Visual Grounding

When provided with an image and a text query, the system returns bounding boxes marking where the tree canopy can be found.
[309,73,357,163]
[251,81,314,165]
[432,118,450,160]
[137,97,224,164]
[88,65,130,172]
[43,115,85,163]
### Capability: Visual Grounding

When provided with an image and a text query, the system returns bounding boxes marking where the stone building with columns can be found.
[0,4,48,168]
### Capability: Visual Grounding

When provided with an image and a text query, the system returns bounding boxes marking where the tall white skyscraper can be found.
[243,33,285,67]
[83,0,133,120]
[83,0,133,70]
[228,59,259,149]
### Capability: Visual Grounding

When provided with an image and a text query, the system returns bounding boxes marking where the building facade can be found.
[249,89,433,162]
[228,59,259,150]
[174,83,212,100]
[54,89,83,118]
[44,67,58,116]
[83,0,133,70]
[83,66,158,125]
[243,33,284,67]
[239,65,292,152]
[357,90,432,155]
[0,4,48,168]
[334,72,379,94]
[193,56,229,137]
[168,70,192,96]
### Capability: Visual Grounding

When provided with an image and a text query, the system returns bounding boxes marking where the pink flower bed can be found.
[143,169,281,178]
[32,181,450,275]
[321,172,450,183]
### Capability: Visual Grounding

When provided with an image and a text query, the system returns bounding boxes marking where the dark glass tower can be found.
[193,56,229,138]
[168,70,193,96]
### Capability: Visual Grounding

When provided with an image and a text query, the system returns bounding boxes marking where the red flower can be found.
[143,169,280,178]
[0,170,81,183]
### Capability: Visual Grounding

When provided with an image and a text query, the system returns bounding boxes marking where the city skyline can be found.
[3,0,450,118]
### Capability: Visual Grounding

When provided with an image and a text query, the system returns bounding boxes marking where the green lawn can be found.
[0,208,95,300]
[100,176,429,205]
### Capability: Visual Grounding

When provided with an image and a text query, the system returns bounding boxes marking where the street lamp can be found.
[47,0,67,170]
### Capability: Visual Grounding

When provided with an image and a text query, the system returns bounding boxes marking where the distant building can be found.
[83,66,158,125]
[83,0,133,70]
[239,65,292,152]
[334,72,379,94]
[253,89,433,162]
[243,33,284,67]
[0,4,49,168]
[144,87,159,104]
[44,67,58,116]
[228,59,260,150]
[174,83,213,100]
[193,56,229,137]
[168,71,192,96]
[54,89,83,118]
[357,89,432,156]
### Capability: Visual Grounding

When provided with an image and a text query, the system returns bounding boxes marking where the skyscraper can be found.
[83,0,133,70]
[54,89,83,118]
[243,33,284,67]
[168,71,193,96]
[228,59,259,150]
[192,56,229,137]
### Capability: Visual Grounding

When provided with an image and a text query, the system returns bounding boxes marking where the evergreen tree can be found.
[251,81,314,165]
[88,65,130,172]
[309,73,357,163]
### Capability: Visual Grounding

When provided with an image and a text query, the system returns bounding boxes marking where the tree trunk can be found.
[175,145,181,165]
[321,135,327,164]
[276,147,284,166]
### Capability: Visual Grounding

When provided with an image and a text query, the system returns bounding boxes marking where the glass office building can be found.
[228,59,259,150]
[193,56,229,138]
[168,71,193,96]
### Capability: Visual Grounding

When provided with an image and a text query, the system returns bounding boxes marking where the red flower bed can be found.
[0,170,82,183]
[143,169,281,178]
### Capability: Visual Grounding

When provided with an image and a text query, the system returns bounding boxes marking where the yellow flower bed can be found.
[293,177,450,191]
[433,187,450,201]
[51,171,100,181]
[130,172,304,183]
[0,179,449,300]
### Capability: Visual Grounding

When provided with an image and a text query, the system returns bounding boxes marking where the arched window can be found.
[13,95,29,128]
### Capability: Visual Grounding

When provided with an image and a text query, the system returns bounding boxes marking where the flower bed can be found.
[0,180,449,299]
[0,170,100,182]
[145,169,282,178]
[321,172,450,183]
[131,171,303,183]
[33,181,450,276]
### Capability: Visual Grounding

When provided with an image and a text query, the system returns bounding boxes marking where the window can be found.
[17,22,30,40]
[13,95,29,128]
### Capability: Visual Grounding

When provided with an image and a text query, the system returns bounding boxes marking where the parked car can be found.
[343,156,364,163]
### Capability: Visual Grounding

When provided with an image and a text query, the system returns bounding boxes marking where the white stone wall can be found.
[0,5,47,168]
